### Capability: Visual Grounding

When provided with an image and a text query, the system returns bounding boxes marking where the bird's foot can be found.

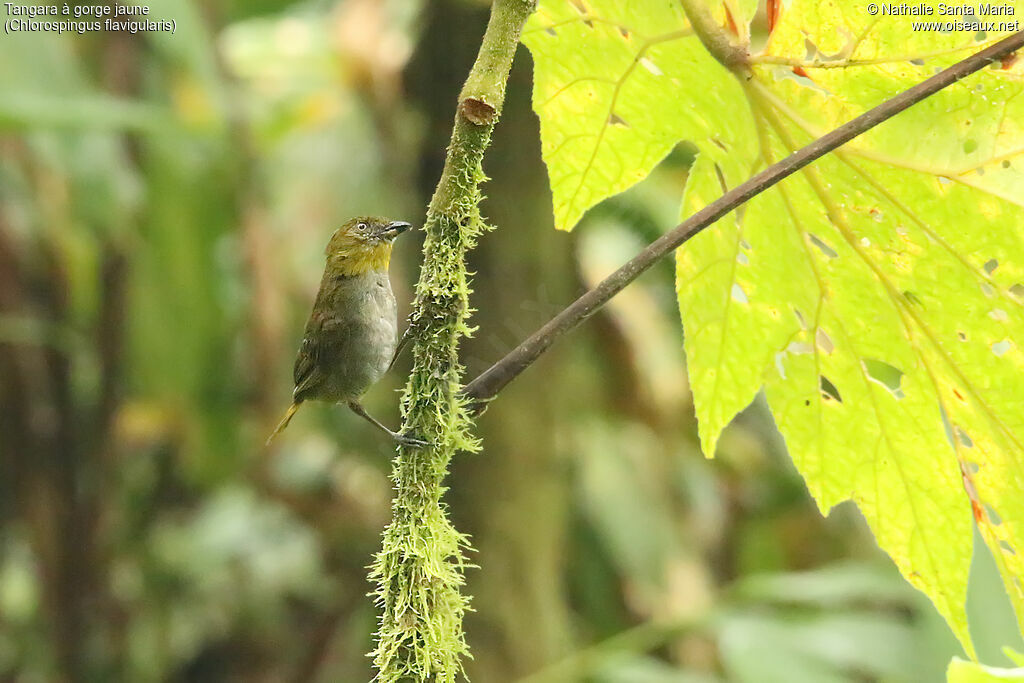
[392,430,432,448]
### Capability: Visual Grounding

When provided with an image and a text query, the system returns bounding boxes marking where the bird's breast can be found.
[323,270,397,397]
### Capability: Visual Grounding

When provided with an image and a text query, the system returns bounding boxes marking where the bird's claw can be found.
[394,431,432,448]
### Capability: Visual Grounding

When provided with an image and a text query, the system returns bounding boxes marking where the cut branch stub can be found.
[460,97,498,125]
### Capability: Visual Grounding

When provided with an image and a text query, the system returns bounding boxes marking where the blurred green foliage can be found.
[0,1,1021,681]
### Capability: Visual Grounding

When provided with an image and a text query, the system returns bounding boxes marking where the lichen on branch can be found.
[368,1,536,681]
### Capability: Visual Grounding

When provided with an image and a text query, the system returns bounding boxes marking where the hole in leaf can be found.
[1010,284,1024,299]
[785,64,819,87]
[957,331,968,342]
[569,0,588,13]
[1000,541,1016,556]
[740,239,751,250]
[803,38,818,60]
[909,58,925,65]
[983,258,998,274]
[963,139,979,154]
[986,504,1003,526]
[787,341,813,355]
[862,359,905,399]
[731,283,748,303]
[793,308,806,329]
[991,339,1011,356]
[618,26,631,39]
[609,112,629,127]
[815,328,834,355]
[976,167,985,176]
[737,252,749,265]
[942,395,959,447]
[938,176,952,185]
[808,233,838,258]
[545,26,557,36]
[639,57,662,76]
[820,376,842,403]
[981,283,995,298]
[956,427,974,449]
[1003,160,1012,169]
[711,138,729,152]
[990,309,1008,321]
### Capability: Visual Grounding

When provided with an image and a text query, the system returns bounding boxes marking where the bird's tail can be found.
[266,403,301,445]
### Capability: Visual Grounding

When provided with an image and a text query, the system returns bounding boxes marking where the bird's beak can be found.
[378,221,412,240]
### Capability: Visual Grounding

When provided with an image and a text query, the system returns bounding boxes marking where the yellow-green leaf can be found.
[524,0,1024,655]
[948,657,1024,682]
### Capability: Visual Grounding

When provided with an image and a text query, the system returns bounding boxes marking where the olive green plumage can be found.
[268,216,425,446]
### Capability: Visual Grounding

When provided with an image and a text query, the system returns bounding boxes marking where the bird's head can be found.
[325,216,412,276]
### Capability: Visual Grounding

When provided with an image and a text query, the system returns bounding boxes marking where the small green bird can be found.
[268,216,426,447]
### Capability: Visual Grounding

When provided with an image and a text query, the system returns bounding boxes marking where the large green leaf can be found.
[523,0,1024,655]
[948,658,1024,682]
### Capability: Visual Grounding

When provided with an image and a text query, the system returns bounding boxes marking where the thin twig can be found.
[463,30,1024,410]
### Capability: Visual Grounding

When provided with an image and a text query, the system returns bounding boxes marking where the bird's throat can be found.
[328,243,393,277]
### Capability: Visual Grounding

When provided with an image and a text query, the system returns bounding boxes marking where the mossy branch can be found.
[368,1,536,681]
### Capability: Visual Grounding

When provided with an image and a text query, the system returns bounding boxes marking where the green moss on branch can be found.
[368,1,536,681]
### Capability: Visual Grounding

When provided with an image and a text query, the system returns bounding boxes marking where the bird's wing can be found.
[293,308,357,401]
[292,334,323,400]
[293,310,331,400]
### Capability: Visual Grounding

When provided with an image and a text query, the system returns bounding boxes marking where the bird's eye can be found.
[356,222,368,232]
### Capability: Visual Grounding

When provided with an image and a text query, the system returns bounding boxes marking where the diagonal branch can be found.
[462,29,1024,411]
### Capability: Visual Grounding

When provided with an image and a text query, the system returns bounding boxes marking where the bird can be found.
[267,216,426,447]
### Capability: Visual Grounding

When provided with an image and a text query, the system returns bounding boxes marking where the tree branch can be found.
[369,1,536,681]
[463,29,1024,411]
[678,0,749,73]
